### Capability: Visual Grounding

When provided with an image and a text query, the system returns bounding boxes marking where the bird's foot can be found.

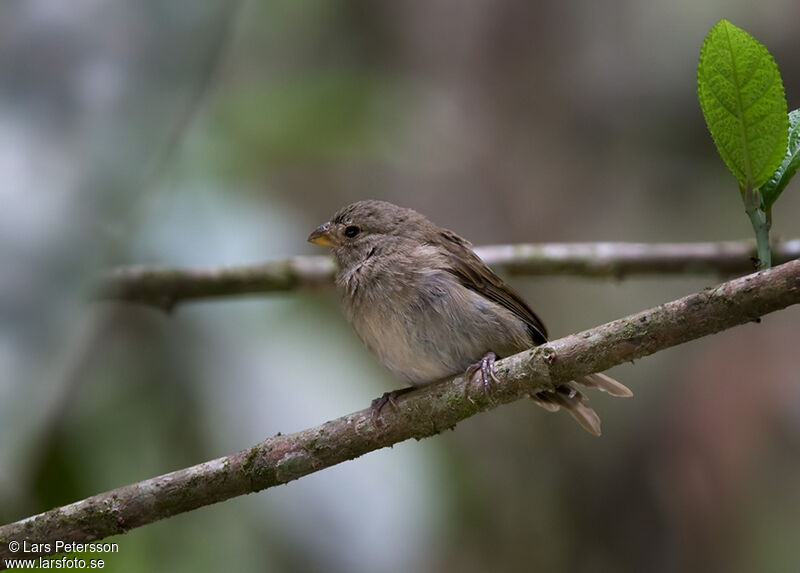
[465,351,501,397]
[370,387,415,422]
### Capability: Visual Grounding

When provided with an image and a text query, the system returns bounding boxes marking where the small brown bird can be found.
[308,200,631,435]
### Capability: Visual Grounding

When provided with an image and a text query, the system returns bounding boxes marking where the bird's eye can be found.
[344,225,360,238]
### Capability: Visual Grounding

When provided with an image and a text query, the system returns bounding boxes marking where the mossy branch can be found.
[93,239,800,310]
[3,259,800,564]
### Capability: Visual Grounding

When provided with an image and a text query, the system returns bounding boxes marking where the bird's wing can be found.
[434,229,549,344]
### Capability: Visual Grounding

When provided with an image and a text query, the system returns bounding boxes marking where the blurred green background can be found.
[2,1,800,572]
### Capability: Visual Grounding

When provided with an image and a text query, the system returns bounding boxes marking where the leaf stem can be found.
[744,185,772,269]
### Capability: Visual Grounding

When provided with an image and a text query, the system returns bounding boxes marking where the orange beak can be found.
[307,222,334,246]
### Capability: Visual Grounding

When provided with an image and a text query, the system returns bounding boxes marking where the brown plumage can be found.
[309,200,632,435]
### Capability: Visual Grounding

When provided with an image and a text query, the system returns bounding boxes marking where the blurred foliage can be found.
[2,1,800,572]
[209,75,385,169]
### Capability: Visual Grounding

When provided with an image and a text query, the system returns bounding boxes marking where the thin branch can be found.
[142,0,243,187]
[94,256,338,311]
[92,239,800,310]
[3,260,799,562]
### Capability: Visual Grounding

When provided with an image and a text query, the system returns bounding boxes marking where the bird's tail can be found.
[531,374,632,436]
[577,372,634,398]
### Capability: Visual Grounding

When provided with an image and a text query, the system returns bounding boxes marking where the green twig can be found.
[743,185,772,269]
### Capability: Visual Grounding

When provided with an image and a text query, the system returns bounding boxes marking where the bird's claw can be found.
[370,387,414,423]
[465,352,501,397]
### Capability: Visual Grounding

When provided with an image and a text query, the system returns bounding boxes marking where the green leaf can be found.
[761,109,800,209]
[697,19,788,190]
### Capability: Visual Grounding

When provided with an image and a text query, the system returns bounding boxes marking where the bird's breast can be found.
[339,264,532,386]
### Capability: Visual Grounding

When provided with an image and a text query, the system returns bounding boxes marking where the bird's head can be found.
[308,200,432,269]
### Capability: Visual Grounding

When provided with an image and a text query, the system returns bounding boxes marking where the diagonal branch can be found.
[92,239,800,310]
[3,259,799,563]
